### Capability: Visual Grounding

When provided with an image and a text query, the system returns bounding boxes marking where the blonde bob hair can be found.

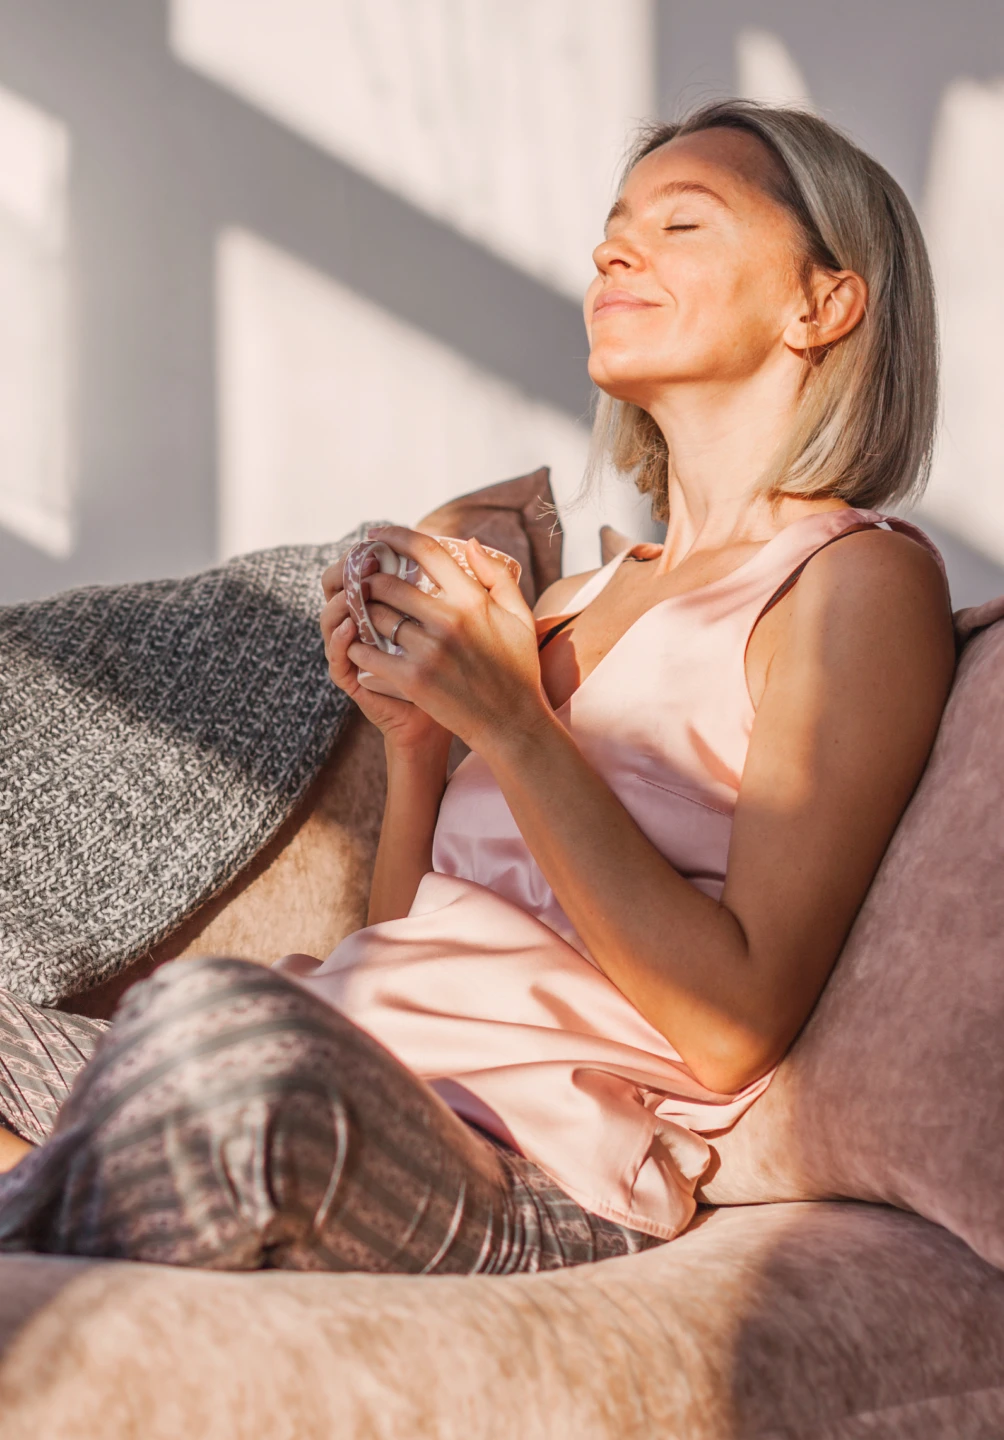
[592,99,940,520]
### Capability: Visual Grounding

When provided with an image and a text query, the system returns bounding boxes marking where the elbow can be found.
[684,1032,787,1097]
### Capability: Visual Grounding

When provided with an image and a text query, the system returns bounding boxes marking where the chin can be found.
[587,359,654,408]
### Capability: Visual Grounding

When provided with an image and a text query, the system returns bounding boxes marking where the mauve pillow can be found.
[700,599,1004,1270]
[416,465,562,607]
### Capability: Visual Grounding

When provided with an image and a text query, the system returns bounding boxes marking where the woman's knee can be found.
[113,954,293,1031]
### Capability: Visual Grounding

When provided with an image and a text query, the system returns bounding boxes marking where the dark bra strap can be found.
[537,613,577,652]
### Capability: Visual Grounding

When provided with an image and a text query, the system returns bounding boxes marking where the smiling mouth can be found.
[592,293,658,318]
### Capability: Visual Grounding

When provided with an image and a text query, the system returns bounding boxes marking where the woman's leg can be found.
[0,957,661,1272]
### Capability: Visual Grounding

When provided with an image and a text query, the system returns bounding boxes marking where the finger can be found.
[321,558,346,602]
[320,592,350,650]
[322,610,354,671]
[465,537,532,622]
[366,525,482,600]
[326,617,362,691]
[346,637,407,693]
[365,601,428,650]
[365,571,442,627]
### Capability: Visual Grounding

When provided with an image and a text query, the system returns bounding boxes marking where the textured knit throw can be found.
[0,526,376,1006]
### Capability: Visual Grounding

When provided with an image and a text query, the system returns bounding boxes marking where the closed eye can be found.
[664,224,699,232]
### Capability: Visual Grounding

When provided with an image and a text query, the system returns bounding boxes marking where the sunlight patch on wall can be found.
[920,77,1004,566]
[735,28,814,110]
[0,84,73,557]
[172,0,653,300]
[217,229,652,575]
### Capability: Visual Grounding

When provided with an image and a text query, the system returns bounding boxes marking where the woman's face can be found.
[585,127,809,408]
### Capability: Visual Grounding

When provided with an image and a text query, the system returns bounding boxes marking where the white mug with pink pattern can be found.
[341,534,522,700]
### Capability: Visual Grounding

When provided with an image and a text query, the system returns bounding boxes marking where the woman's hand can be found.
[341,526,550,760]
[320,547,451,761]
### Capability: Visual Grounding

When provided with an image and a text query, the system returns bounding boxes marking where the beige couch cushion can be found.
[1,1202,1002,1439]
[702,608,1004,1272]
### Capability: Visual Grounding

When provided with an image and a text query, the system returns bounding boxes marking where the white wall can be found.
[217,227,649,575]
[0,1,1002,606]
[0,82,72,558]
[182,0,657,575]
[921,78,1004,565]
[171,0,654,301]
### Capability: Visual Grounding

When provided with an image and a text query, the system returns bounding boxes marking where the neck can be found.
[645,360,843,568]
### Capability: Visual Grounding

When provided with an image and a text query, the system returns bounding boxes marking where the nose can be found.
[592,229,643,276]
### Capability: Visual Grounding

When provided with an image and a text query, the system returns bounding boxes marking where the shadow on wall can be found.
[0,0,618,603]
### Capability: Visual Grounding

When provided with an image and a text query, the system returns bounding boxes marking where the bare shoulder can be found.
[748,525,955,713]
[792,526,952,652]
[804,523,948,598]
[533,568,601,621]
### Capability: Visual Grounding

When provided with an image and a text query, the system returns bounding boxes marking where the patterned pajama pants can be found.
[0,957,662,1273]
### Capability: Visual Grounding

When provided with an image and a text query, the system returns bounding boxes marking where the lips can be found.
[591,289,659,319]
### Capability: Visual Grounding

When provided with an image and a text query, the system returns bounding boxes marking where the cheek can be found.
[675,256,789,353]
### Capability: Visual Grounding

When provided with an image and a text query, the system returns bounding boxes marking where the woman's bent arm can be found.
[366,734,453,925]
[478,533,955,1093]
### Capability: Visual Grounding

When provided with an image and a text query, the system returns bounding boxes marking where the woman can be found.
[0,100,954,1272]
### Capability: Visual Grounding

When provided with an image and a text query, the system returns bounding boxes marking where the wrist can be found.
[384,727,453,777]
[476,693,566,775]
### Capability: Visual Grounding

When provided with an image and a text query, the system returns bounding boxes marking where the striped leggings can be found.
[0,957,663,1273]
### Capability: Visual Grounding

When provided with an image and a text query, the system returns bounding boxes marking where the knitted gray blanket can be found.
[0,526,375,1006]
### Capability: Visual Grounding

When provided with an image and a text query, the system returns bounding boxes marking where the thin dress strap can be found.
[754,515,949,626]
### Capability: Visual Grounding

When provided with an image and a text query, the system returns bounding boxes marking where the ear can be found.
[784,269,868,353]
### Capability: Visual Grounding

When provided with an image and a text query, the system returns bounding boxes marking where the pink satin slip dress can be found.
[275,507,946,1241]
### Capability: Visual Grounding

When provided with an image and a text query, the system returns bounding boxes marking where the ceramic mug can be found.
[341,533,522,700]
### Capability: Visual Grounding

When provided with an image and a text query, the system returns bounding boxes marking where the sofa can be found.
[1,476,1003,1439]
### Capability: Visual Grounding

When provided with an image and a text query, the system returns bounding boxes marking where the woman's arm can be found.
[320,550,454,925]
[352,526,955,1094]
[479,531,955,1092]
[366,733,453,924]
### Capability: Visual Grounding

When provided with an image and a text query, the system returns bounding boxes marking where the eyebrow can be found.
[605,180,732,229]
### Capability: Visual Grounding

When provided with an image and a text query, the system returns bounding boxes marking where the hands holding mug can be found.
[320,526,545,760]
